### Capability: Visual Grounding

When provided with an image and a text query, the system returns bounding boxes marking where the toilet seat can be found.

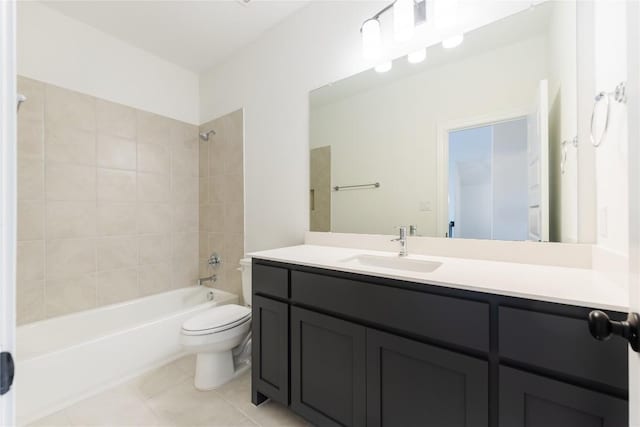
[182,304,251,336]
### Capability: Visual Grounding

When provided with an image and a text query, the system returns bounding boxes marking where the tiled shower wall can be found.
[199,110,244,301]
[17,76,200,325]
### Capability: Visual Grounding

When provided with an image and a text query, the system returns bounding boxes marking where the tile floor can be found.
[26,356,309,427]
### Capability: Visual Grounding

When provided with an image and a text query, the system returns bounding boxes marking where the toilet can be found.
[181,258,253,390]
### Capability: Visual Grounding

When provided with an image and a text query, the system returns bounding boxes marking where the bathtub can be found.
[15,287,238,424]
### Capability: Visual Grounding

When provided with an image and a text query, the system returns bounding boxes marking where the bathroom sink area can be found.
[340,254,442,273]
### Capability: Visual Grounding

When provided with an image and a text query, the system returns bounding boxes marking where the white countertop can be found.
[248,244,629,312]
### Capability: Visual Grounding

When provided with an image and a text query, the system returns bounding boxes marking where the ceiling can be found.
[41,0,309,72]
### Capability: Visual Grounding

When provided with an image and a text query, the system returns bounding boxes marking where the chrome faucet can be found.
[391,226,408,257]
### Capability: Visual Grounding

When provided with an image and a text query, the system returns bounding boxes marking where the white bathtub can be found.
[15,287,238,424]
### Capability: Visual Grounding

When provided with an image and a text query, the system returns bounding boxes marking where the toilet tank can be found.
[239,258,252,306]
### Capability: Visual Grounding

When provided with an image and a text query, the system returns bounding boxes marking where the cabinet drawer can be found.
[499,306,628,390]
[252,263,288,299]
[291,271,490,352]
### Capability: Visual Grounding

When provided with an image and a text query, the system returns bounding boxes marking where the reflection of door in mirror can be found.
[310,146,331,232]
[448,118,529,241]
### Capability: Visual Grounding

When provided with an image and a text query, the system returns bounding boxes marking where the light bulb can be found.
[408,48,426,64]
[442,33,464,49]
[362,19,382,60]
[375,61,392,73]
[393,0,415,42]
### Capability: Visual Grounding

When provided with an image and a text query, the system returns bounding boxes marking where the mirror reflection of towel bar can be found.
[590,81,626,148]
[333,182,380,191]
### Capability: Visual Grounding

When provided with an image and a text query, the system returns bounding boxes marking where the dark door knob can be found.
[588,310,640,352]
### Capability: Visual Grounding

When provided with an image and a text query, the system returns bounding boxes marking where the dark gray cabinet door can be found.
[366,329,489,427]
[499,366,628,427]
[252,295,289,405]
[291,307,366,427]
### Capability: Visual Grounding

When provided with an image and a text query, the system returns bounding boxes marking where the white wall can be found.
[17,2,199,124]
[310,36,547,237]
[199,1,532,252]
[593,1,628,256]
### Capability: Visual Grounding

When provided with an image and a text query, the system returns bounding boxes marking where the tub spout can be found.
[198,275,217,287]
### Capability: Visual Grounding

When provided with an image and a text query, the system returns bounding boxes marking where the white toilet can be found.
[181,258,253,390]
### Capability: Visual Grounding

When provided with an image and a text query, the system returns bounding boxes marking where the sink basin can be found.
[340,254,442,273]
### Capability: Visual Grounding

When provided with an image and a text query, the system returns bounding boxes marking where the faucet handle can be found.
[391,226,408,241]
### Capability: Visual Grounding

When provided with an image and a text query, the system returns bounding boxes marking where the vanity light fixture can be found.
[361,0,426,61]
[375,61,393,73]
[362,18,382,59]
[408,48,426,64]
[442,33,464,49]
[393,0,415,42]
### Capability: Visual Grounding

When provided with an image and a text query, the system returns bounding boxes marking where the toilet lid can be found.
[182,304,251,334]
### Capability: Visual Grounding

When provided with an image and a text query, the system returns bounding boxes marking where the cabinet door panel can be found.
[367,329,488,427]
[291,307,366,427]
[252,295,289,405]
[499,366,627,427]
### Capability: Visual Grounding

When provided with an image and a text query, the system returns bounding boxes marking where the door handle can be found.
[0,352,14,395]
[588,310,640,352]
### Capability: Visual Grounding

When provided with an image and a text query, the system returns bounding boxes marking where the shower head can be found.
[199,130,216,141]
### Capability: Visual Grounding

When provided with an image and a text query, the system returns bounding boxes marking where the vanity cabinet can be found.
[366,329,488,427]
[290,307,366,427]
[251,295,289,405]
[251,259,629,427]
[499,366,627,427]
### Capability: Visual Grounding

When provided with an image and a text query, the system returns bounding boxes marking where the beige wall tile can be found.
[138,234,172,265]
[172,232,199,261]
[199,142,209,177]
[18,117,44,161]
[138,172,171,202]
[172,146,198,177]
[97,134,137,170]
[225,174,244,206]
[18,158,44,200]
[17,240,45,281]
[97,169,137,202]
[46,164,96,201]
[97,236,138,271]
[17,279,45,325]
[208,140,225,175]
[208,175,224,204]
[45,85,95,132]
[138,263,172,296]
[96,99,136,139]
[137,111,170,147]
[139,236,171,266]
[18,200,44,241]
[137,203,172,234]
[97,203,137,236]
[171,257,198,288]
[224,203,244,234]
[46,238,96,280]
[46,201,96,239]
[138,143,170,175]
[171,175,198,204]
[199,178,208,205]
[172,203,198,232]
[45,125,96,166]
[46,275,97,317]
[97,268,139,306]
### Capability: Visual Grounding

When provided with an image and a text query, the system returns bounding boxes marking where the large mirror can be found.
[310,1,581,243]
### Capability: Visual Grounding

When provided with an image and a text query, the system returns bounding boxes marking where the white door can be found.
[0,1,17,425]
[526,79,549,242]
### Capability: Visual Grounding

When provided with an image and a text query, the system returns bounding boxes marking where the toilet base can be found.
[194,350,235,391]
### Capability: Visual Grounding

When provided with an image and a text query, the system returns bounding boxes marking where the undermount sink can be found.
[340,254,442,273]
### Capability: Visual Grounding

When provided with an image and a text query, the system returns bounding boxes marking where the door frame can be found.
[626,1,640,424]
[436,108,529,238]
[0,0,18,424]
